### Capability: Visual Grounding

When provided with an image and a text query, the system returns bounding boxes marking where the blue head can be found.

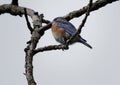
[53,17,67,22]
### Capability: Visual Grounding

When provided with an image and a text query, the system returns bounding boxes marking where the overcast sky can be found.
[0,0,120,85]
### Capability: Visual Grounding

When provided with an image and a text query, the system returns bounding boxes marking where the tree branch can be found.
[0,4,50,24]
[11,0,19,6]
[66,0,92,45]
[24,12,43,85]
[64,0,119,20]
[24,8,33,34]
[33,45,68,54]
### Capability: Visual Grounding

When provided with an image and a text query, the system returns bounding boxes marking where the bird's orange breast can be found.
[51,22,66,37]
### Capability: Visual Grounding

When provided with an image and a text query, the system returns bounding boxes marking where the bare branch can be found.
[67,0,93,45]
[24,13,43,85]
[64,0,119,21]
[38,22,52,34]
[0,4,50,24]
[42,18,51,24]
[24,8,33,34]
[33,45,68,54]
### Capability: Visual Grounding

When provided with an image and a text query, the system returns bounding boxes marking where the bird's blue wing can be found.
[56,21,76,35]
[56,21,87,42]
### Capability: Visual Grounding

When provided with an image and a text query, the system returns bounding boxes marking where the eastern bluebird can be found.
[51,17,92,49]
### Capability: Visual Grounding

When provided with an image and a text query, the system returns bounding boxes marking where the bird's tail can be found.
[81,41,92,49]
[78,36,92,49]
[79,38,92,49]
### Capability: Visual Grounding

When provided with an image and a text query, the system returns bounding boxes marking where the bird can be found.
[51,17,92,49]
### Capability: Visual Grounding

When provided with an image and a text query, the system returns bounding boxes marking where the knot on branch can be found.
[11,0,19,6]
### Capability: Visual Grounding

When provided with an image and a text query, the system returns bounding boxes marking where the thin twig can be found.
[24,8,33,34]
[33,45,68,54]
[42,19,51,24]
[66,0,93,45]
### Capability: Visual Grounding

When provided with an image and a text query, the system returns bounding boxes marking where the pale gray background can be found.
[0,0,120,85]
